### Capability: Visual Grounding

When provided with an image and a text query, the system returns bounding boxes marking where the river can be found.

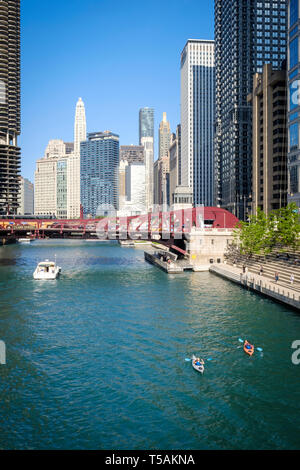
[0,240,299,449]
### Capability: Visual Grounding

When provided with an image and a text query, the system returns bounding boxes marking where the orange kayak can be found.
[244,341,254,356]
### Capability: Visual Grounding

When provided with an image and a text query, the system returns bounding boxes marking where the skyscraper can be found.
[120,145,144,164]
[215,0,288,219]
[288,0,300,207]
[74,98,87,154]
[180,39,215,207]
[249,64,287,215]
[139,108,154,211]
[139,108,154,142]
[0,0,21,215]
[158,112,171,159]
[67,97,87,218]
[80,131,119,217]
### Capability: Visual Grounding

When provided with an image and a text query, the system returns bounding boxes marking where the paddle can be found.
[185,357,212,362]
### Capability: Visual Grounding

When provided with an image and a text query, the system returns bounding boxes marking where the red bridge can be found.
[0,207,239,242]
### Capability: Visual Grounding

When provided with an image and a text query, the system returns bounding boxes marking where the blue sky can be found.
[21,0,214,181]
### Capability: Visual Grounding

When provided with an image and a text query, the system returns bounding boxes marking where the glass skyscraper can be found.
[215,0,287,220]
[139,107,154,143]
[181,39,215,207]
[80,131,119,217]
[288,0,300,207]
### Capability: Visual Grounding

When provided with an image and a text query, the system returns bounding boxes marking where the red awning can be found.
[171,245,187,255]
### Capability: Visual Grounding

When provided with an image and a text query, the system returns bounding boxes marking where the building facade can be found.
[215,0,288,220]
[158,112,171,159]
[180,39,215,207]
[125,163,146,213]
[34,156,58,217]
[120,145,144,164]
[249,64,287,215]
[57,158,68,219]
[17,177,34,215]
[68,98,87,219]
[288,0,300,206]
[0,0,21,215]
[169,125,181,206]
[139,108,154,211]
[80,131,119,217]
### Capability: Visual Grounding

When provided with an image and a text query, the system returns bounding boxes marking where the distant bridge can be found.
[0,207,239,242]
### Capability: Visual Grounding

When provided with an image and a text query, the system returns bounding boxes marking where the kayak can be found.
[244,341,254,356]
[192,355,204,374]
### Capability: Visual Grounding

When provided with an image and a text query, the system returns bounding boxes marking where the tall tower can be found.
[215,0,287,220]
[139,107,154,211]
[181,39,215,207]
[158,112,171,159]
[288,0,300,207]
[74,97,87,155]
[67,98,87,219]
[0,0,21,215]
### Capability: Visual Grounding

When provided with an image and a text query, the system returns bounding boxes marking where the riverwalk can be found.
[210,263,300,311]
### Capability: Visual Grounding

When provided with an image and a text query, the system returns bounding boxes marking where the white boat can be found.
[192,355,204,374]
[33,260,61,280]
[19,238,33,244]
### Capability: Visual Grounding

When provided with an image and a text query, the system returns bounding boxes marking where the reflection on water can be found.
[0,240,299,450]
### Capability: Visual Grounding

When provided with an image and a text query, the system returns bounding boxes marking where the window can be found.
[290,122,299,150]
[290,0,299,27]
[290,36,299,69]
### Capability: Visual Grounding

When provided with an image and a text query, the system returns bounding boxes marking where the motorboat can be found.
[18,238,33,244]
[33,260,61,280]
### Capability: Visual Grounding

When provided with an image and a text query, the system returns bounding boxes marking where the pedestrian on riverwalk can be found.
[275,271,279,283]
[290,274,295,285]
[259,265,264,276]
[242,264,246,273]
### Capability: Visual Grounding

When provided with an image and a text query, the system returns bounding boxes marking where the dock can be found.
[144,249,194,274]
[210,264,300,311]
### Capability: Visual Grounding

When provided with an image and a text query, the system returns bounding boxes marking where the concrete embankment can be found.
[210,264,300,311]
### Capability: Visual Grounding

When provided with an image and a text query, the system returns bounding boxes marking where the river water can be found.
[0,240,299,450]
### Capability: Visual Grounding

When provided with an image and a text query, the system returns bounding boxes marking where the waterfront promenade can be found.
[210,263,300,311]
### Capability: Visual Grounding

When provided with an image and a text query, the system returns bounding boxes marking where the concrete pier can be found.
[210,264,300,311]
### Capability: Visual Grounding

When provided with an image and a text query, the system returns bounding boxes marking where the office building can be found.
[0,0,21,215]
[288,0,300,206]
[169,125,181,206]
[139,108,154,211]
[68,98,87,219]
[80,131,119,217]
[120,145,144,164]
[17,177,34,215]
[249,64,287,215]
[158,112,171,159]
[215,0,288,219]
[181,39,215,207]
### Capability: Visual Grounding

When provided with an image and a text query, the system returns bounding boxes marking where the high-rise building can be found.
[139,108,154,211]
[118,159,129,211]
[158,112,171,159]
[215,0,288,219]
[288,0,300,207]
[139,108,154,142]
[17,177,34,215]
[74,98,87,155]
[0,0,21,215]
[68,98,87,219]
[248,64,287,215]
[80,131,119,217]
[34,140,70,218]
[34,156,58,217]
[169,125,182,206]
[125,163,146,214]
[57,158,68,219]
[180,39,215,207]
[120,145,144,164]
